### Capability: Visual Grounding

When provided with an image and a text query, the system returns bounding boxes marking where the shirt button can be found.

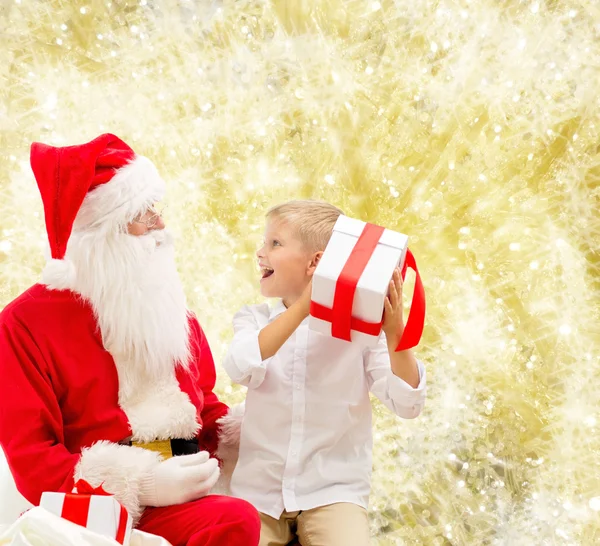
[295,384,301,390]
[291,451,297,456]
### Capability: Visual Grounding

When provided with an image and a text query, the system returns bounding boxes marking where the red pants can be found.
[137,495,260,546]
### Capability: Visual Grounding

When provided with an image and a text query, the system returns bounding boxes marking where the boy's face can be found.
[256,218,314,305]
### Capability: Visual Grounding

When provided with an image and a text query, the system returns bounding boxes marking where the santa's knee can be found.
[208,496,261,539]
[225,497,260,531]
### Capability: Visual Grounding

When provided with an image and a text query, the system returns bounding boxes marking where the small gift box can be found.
[40,479,132,545]
[309,215,425,350]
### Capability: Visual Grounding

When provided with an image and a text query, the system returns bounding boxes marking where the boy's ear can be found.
[307,251,323,276]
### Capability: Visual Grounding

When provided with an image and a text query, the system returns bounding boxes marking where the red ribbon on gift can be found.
[61,479,129,544]
[310,222,426,351]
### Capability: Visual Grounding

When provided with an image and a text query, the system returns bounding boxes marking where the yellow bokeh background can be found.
[1,0,599,544]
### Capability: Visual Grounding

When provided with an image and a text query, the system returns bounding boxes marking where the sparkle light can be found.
[0,0,598,543]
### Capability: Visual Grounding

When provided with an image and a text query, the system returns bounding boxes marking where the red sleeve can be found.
[192,319,229,458]
[0,318,79,505]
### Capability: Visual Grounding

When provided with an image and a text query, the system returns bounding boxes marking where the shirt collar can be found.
[268,299,310,326]
[269,299,287,321]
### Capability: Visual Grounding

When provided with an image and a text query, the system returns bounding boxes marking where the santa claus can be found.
[0,134,258,545]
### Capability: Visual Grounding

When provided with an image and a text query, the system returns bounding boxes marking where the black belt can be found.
[119,438,199,459]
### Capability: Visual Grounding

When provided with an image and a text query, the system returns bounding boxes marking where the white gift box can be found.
[309,215,409,348]
[40,488,132,545]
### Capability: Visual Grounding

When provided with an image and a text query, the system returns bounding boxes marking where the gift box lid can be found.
[333,215,408,252]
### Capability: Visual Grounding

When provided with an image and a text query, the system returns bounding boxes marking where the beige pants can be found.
[259,503,370,546]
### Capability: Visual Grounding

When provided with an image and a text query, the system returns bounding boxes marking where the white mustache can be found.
[137,229,173,251]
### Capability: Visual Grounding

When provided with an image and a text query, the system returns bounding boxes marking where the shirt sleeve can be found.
[222,305,273,389]
[363,333,427,419]
[0,318,80,505]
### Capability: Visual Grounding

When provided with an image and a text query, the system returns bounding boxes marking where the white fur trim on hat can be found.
[74,155,166,231]
[41,258,77,291]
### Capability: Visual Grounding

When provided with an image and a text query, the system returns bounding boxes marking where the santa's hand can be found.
[139,450,220,507]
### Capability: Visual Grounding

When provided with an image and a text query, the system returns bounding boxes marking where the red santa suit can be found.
[0,134,259,546]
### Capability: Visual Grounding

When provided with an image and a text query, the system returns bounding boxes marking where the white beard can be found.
[66,228,191,387]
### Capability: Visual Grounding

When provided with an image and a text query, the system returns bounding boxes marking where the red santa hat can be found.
[30,133,166,289]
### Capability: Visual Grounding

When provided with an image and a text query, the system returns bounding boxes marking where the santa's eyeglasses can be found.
[133,206,166,229]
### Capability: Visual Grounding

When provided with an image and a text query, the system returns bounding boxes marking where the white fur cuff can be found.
[74,440,162,524]
[213,403,245,495]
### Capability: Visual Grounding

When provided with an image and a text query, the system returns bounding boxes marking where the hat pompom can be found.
[41,258,76,291]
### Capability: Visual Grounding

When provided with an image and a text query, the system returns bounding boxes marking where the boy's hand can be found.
[382,268,404,347]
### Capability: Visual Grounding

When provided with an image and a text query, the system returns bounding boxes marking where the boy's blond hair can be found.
[266,200,344,253]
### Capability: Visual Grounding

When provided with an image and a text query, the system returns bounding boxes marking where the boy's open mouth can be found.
[261,266,274,279]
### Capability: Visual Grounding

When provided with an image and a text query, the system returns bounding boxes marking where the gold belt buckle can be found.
[131,439,173,460]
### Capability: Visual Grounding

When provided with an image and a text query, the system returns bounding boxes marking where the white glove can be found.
[139,451,220,507]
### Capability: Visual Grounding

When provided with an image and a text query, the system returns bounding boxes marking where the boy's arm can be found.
[364,333,427,419]
[223,284,311,388]
[257,298,308,360]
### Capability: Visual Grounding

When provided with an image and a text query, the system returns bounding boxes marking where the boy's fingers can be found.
[389,280,398,307]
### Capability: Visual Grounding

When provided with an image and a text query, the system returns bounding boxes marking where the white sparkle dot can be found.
[584,416,596,427]
[449,161,455,170]
[430,42,438,53]
[371,1,381,11]
[131,25,139,34]
[80,7,87,14]
[559,324,571,335]
[324,174,335,185]
[365,66,374,75]
[589,497,600,511]
[458,480,465,488]
[509,242,521,251]
[531,2,539,14]
[529,260,539,270]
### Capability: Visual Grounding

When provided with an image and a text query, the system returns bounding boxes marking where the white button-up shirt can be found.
[222,300,427,519]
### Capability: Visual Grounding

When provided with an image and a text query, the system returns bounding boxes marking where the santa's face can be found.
[65,214,190,382]
[126,205,166,237]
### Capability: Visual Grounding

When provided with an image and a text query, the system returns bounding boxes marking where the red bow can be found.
[73,479,110,496]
